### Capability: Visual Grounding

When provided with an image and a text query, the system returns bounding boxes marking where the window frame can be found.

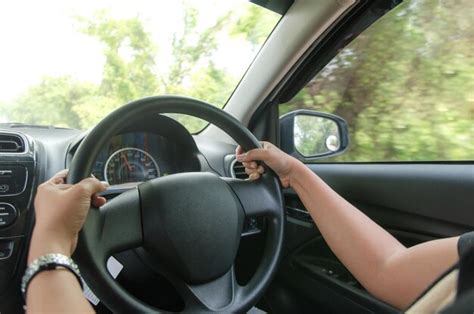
[249,0,472,164]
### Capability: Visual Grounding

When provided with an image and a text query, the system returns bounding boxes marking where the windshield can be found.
[0,1,280,132]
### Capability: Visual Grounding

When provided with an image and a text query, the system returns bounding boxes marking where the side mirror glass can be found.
[294,115,341,156]
[280,110,349,160]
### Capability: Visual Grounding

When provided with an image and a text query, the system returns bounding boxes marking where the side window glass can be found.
[280,0,473,162]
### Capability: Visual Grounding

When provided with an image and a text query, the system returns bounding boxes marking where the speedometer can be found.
[104,147,160,185]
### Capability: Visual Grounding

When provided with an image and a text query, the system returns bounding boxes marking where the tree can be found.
[3,2,278,132]
[231,4,279,50]
[78,11,159,104]
[281,0,474,161]
[6,76,96,129]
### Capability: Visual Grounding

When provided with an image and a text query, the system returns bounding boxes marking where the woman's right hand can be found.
[235,141,301,188]
[30,170,108,262]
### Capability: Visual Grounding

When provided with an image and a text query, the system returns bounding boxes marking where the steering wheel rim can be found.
[68,96,285,313]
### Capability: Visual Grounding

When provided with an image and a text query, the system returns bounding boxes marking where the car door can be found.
[246,0,474,313]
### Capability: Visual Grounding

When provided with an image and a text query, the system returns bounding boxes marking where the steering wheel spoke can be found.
[174,267,241,312]
[80,187,143,259]
[224,173,283,219]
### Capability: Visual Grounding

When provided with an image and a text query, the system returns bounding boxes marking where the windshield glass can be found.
[0,1,280,132]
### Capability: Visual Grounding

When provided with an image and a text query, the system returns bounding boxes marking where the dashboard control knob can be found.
[0,203,17,228]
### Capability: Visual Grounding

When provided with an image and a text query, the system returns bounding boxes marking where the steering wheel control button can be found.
[242,217,263,236]
[0,203,17,228]
[0,166,27,196]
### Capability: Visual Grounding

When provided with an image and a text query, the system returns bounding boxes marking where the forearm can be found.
[289,160,458,309]
[26,229,94,313]
[290,161,404,287]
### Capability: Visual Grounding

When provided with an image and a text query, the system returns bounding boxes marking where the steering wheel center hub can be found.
[139,172,244,284]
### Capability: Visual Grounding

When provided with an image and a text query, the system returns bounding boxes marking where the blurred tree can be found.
[231,4,278,49]
[6,76,96,129]
[3,0,471,162]
[73,2,253,132]
[281,0,474,161]
[78,11,159,104]
[294,116,339,156]
[161,5,233,132]
[4,1,263,131]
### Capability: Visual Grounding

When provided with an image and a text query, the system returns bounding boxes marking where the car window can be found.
[0,1,280,133]
[280,0,473,162]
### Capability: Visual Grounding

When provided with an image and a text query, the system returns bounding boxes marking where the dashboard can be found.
[0,114,263,313]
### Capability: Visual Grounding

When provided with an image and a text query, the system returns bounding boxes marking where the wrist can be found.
[286,157,306,188]
[28,227,75,264]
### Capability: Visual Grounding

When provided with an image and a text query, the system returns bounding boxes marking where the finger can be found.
[242,161,257,169]
[235,145,244,155]
[74,177,109,195]
[257,165,265,174]
[236,148,269,162]
[50,177,65,185]
[245,167,258,175]
[56,183,73,190]
[92,194,107,208]
[261,141,274,149]
[248,172,261,181]
[49,169,69,184]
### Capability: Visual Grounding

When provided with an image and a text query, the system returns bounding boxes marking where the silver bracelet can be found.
[21,253,83,300]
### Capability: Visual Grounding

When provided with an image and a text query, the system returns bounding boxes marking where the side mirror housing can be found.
[279,110,349,161]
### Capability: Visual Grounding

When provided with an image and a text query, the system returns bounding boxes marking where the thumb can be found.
[74,177,108,196]
[235,145,244,155]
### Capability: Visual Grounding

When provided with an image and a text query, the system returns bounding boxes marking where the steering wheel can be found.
[67,96,285,313]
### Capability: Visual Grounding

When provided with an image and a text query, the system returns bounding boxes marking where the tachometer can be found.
[104,147,160,185]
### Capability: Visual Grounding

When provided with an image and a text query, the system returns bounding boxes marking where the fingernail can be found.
[249,173,259,180]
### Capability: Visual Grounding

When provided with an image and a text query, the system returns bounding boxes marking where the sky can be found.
[0,0,271,104]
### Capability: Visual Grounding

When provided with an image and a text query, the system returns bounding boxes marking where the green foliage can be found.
[7,76,97,129]
[231,5,280,48]
[294,116,339,156]
[4,2,275,131]
[3,0,471,162]
[78,11,159,103]
[281,0,474,161]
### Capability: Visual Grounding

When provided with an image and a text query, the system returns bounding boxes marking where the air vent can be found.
[231,159,248,179]
[0,133,26,153]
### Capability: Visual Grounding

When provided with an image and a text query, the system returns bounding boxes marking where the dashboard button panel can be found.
[0,166,27,196]
[0,240,13,260]
[0,203,17,228]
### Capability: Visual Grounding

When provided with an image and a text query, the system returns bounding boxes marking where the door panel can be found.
[290,164,474,235]
[263,163,473,313]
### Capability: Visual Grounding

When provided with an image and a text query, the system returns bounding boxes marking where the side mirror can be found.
[279,110,349,161]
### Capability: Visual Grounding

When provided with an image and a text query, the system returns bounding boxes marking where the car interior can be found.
[0,0,472,313]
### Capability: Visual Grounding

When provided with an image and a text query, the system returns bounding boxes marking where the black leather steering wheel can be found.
[67,96,284,313]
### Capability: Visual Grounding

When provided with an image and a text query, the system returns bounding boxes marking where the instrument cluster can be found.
[92,132,176,185]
